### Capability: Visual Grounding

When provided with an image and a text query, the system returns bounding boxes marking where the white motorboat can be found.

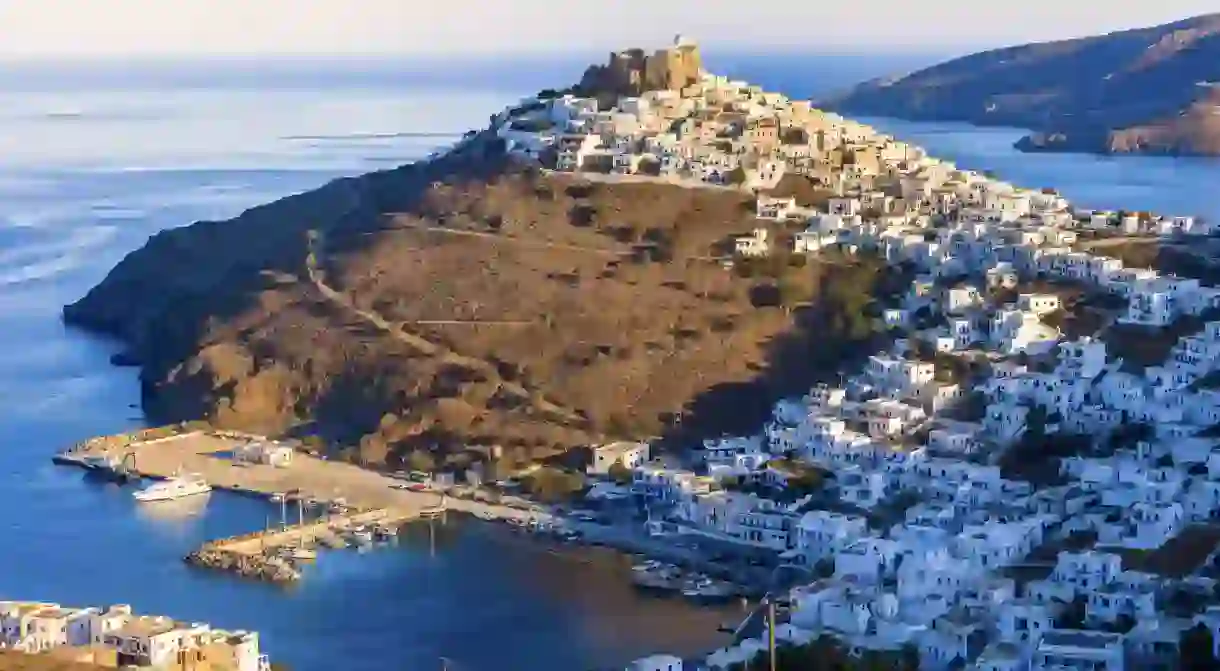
[133,472,212,502]
[349,529,374,546]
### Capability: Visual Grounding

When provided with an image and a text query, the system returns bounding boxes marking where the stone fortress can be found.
[579,34,704,96]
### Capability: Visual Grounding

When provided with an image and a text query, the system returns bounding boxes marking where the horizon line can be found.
[0,45,971,65]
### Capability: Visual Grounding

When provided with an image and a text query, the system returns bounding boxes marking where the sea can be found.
[0,53,1217,671]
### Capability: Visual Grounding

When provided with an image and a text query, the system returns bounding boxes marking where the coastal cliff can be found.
[824,13,1220,157]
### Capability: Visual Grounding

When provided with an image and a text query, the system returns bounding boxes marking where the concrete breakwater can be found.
[185,547,303,583]
[66,421,210,454]
[182,508,430,582]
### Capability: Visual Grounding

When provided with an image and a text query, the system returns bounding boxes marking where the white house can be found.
[1051,551,1123,593]
[629,654,684,671]
[735,228,770,257]
[828,197,862,217]
[793,226,838,254]
[996,599,1061,647]
[234,442,294,468]
[990,310,1059,355]
[982,403,1028,445]
[795,511,870,565]
[928,426,981,456]
[835,538,901,583]
[555,133,602,172]
[104,616,208,668]
[588,441,651,475]
[756,196,797,220]
[1032,630,1125,671]
[1017,293,1062,316]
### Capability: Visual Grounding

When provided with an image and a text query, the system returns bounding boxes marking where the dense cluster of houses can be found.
[581,41,1220,671]
[493,36,902,191]
[0,601,269,670]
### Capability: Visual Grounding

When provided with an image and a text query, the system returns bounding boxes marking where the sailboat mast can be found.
[298,497,305,549]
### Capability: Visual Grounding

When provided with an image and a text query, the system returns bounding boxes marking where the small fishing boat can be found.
[682,577,736,603]
[633,570,681,593]
[288,546,317,562]
[82,455,134,483]
[632,559,663,573]
[349,529,374,547]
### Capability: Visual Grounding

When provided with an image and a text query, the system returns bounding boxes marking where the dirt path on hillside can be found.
[303,230,587,426]
[374,217,636,256]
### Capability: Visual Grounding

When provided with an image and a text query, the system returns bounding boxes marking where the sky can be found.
[0,0,1217,58]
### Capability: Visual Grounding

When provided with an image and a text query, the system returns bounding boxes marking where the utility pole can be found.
[768,598,777,671]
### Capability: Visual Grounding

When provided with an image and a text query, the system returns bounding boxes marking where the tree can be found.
[522,467,586,503]
[776,277,802,311]
[298,435,326,455]
[405,449,437,474]
[736,636,852,670]
[1055,597,1086,629]
[606,460,633,485]
[1180,623,1216,671]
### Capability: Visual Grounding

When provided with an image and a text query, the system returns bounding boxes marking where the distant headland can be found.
[823,13,1220,157]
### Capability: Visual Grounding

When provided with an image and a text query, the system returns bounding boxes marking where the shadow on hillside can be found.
[657,307,886,450]
[658,256,904,451]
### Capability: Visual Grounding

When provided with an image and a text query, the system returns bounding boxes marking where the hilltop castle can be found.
[578,34,704,97]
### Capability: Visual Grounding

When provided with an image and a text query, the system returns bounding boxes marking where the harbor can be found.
[53,425,776,598]
[52,426,546,583]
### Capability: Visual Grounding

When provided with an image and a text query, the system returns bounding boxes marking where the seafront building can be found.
[0,601,270,671]
[495,36,1220,671]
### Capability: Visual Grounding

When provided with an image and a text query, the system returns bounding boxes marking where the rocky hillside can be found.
[825,13,1220,156]
[0,651,103,671]
[64,136,885,468]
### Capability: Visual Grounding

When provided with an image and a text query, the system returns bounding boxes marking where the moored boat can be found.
[133,472,211,502]
[287,546,317,562]
[78,454,135,483]
[632,564,683,593]
[349,528,374,546]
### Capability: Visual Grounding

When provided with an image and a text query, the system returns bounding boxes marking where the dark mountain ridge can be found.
[824,13,1220,156]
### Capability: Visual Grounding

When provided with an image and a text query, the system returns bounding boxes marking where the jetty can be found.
[185,506,444,582]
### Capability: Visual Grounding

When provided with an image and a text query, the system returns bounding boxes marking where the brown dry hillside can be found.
[65,140,887,468]
[0,651,102,671]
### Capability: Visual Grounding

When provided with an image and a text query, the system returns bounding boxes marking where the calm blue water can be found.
[0,56,1217,671]
[857,117,1220,224]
